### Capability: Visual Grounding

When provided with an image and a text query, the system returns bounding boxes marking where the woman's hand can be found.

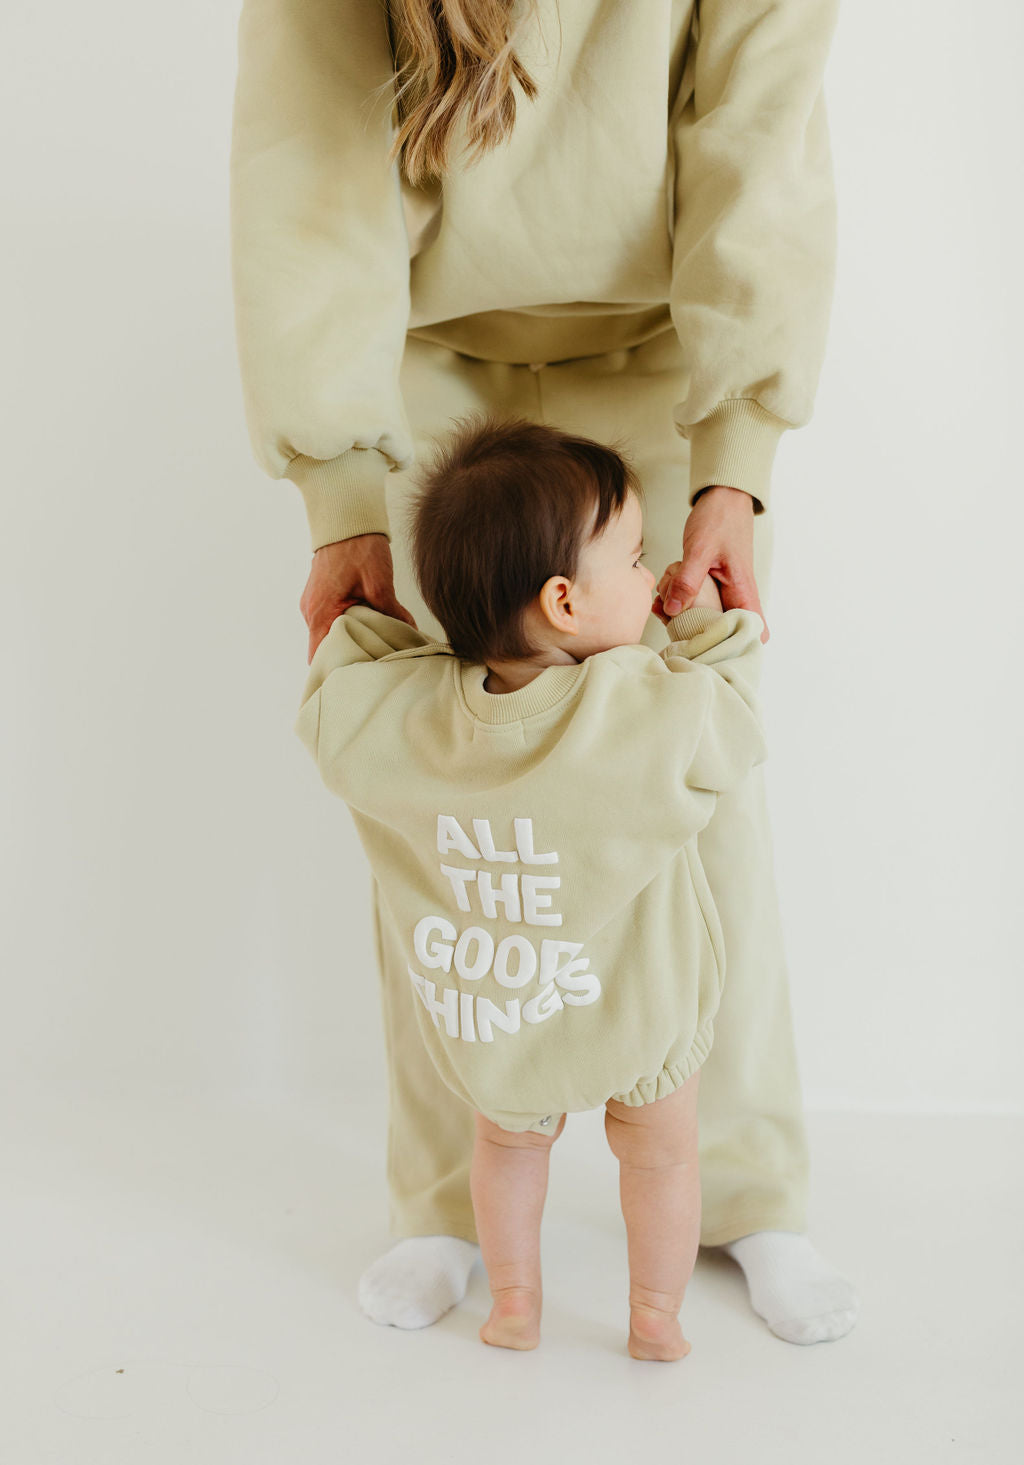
[299,533,419,663]
[652,570,722,623]
[657,485,770,644]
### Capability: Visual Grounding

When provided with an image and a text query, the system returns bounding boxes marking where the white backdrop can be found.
[3,0,1021,1116]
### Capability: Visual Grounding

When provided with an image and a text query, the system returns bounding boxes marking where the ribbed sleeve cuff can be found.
[664,606,725,642]
[681,399,788,516]
[284,447,392,551]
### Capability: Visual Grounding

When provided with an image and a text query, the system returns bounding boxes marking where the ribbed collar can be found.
[452,607,724,725]
[457,658,589,725]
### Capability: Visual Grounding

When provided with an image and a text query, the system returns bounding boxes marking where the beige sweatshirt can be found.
[229,0,839,550]
[293,602,766,1132]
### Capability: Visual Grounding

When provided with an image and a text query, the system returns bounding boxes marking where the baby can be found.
[294,414,766,1361]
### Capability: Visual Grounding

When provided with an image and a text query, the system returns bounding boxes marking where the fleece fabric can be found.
[229,0,839,549]
[294,602,766,1133]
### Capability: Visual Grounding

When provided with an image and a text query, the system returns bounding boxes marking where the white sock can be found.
[357,1235,480,1329]
[720,1230,860,1345]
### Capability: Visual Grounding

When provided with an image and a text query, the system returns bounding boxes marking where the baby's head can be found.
[405,414,657,673]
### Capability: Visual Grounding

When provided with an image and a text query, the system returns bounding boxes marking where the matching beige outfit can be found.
[229,0,839,1243]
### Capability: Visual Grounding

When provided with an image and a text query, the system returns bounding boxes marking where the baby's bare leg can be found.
[470,1110,566,1350]
[605,1070,702,1361]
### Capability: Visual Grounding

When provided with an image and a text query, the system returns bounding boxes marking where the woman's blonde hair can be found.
[387,0,541,186]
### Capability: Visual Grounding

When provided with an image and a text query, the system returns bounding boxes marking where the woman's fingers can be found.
[307,607,350,664]
[660,487,770,643]
[300,533,417,661]
[660,559,708,615]
[716,570,769,638]
[708,551,769,642]
[379,594,419,630]
[650,590,672,625]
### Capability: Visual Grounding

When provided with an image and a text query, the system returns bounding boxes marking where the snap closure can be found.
[538,1115,552,1126]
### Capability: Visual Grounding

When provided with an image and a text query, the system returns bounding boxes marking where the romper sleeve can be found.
[293,606,437,767]
[656,604,768,797]
[229,0,413,551]
[668,0,840,515]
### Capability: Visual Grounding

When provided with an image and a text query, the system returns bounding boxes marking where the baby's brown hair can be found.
[403,413,644,665]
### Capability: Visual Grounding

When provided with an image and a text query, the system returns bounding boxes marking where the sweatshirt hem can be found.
[407,303,673,366]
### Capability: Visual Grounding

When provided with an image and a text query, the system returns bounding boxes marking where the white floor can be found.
[4,1083,1020,1465]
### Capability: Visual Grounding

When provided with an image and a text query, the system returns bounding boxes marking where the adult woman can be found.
[229,0,858,1344]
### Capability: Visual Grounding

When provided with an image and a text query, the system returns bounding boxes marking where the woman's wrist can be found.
[694,483,755,511]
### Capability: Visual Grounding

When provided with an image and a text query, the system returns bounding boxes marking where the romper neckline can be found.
[456,659,589,725]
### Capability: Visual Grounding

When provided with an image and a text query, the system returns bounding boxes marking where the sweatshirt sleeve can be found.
[668,0,840,515]
[229,0,413,552]
[293,605,437,768]
[655,603,768,796]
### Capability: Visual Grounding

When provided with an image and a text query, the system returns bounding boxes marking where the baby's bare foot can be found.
[628,1302,691,1362]
[480,1286,541,1351]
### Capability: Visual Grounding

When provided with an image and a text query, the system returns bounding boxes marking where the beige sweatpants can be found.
[373,324,810,1248]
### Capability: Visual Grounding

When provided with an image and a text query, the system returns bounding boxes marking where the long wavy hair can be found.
[386,0,542,186]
